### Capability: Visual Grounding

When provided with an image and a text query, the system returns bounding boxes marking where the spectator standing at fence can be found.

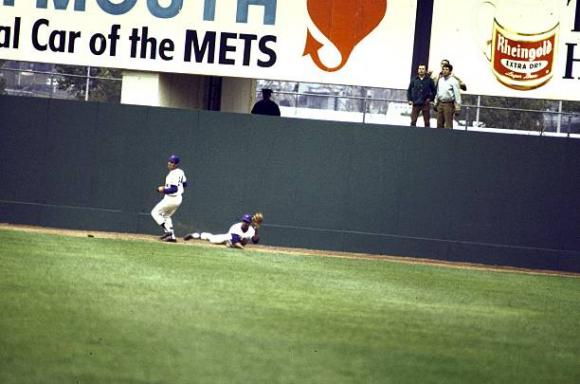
[433,59,467,91]
[407,64,436,128]
[435,63,462,129]
[251,88,281,116]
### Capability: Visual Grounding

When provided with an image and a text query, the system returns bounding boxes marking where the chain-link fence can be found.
[257,81,580,138]
[1,61,578,138]
[0,62,121,103]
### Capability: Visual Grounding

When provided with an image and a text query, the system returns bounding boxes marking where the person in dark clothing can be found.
[407,64,436,127]
[251,88,281,116]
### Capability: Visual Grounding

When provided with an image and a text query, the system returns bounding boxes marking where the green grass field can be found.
[0,229,579,384]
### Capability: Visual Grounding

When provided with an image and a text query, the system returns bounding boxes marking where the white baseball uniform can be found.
[151,167,187,238]
[201,222,256,245]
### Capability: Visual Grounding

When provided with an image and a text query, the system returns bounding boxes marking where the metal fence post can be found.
[475,95,481,127]
[363,94,368,123]
[295,82,300,116]
[85,66,90,101]
[557,100,563,134]
[49,72,54,98]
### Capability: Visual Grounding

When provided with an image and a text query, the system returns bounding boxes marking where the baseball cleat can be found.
[184,232,201,241]
[160,232,172,240]
[163,238,177,243]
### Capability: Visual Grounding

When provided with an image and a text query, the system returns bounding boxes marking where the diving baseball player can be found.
[151,154,187,242]
[184,213,263,249]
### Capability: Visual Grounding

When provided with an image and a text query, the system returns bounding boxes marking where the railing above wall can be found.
[268,90,580,139]
[2,64,579,138]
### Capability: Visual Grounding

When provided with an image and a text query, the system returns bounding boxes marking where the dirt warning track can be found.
[1,223,577,279]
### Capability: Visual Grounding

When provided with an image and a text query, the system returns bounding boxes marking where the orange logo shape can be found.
[304,0,387,72]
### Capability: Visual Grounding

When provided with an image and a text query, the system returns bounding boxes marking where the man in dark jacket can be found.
[251,88,281,116]
[407,64,436,127]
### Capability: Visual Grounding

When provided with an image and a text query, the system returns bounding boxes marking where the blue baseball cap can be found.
[241,214,252,223]
[168,154,180,164]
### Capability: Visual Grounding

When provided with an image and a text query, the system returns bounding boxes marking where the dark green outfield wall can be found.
[1,95,579,272]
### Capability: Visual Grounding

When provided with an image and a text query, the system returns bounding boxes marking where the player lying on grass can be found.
[184,212,263,249]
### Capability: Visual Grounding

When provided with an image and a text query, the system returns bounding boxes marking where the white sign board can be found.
[430,0,580,100]
[0,0,417,89]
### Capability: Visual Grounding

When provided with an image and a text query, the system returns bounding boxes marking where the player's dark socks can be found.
[160,232,172,240]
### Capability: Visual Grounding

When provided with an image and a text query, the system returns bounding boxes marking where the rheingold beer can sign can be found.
[430,0,580,100]
[0,0,417,89]
[488,0,559,90]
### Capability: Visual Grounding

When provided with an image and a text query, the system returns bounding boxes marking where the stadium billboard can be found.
[430,0,580,100]
[0,0,417,89]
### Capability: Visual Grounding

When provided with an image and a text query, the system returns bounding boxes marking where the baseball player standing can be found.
[184,213,263,249]
[151,155,187,242]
